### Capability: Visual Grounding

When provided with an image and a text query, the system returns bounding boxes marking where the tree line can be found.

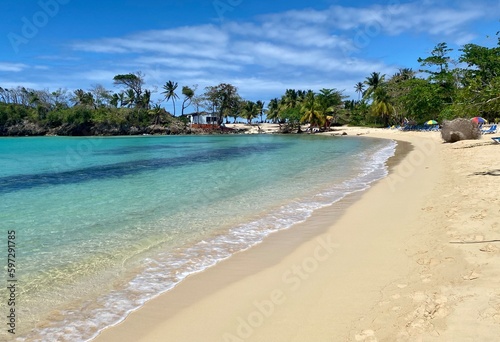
[350,36,500,127]
[265,34,500,130]
[1,31,499,134]
[0,72,268,130]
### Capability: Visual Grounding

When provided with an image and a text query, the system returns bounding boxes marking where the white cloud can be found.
[135,56,241,71]
[0,62,28,72]
[455,33,478,46]
[71,70,120,83]
[260,1,492,43]
[3,1,497,103]
[0,81,41,89]
[68,1,493,77]
[72,24,229,58]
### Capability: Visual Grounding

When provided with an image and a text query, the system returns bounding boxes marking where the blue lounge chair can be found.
[492,137,500,144]
[482,124,497,134]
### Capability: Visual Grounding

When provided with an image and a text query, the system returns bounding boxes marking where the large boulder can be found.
[441,118,481,143]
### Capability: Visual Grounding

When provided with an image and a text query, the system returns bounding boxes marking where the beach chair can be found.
[482,124,497,134]
[492,137,500,144]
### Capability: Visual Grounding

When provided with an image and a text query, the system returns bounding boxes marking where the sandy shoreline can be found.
[93,127,500,341]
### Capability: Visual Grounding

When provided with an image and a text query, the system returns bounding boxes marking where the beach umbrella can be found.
[425,120,438,125]
[471,117,486,124]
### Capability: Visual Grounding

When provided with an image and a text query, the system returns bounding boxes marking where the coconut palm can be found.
[301,90,324,130]
[110,93,119,108]
[149,104,165,125]
[241,100,259,124]
[123,89,136,108]
[363,72,386,100]
[256,100,265,122]
[316,88,345,126]
[162,80,179,116]
[354,82,365,100]
[370,86,395,126]
[398,68,415,80]
[266,98,280,123]
[114,92,126,107]
[391,68,416,83]
[73,89,95,108]
[282,89,299,109]
[139,89,151,109]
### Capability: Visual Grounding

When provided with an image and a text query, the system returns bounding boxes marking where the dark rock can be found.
[441,118,481,143]
[1,121,47,136]
[146,125,167,134]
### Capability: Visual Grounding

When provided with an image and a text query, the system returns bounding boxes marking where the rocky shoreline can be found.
[0,121,244,137]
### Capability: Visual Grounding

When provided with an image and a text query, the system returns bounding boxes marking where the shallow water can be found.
[0,134,395,341]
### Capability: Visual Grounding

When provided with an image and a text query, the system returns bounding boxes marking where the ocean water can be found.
[0,134,395,341]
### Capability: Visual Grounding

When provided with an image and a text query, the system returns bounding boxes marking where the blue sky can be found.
[1,0,499,113]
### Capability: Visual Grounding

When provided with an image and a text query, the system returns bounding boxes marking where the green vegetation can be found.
[1,31,499,135]
[265,88,346,132]
[266,33,500,130]
[0,73,260,135]
[162,80,179,116]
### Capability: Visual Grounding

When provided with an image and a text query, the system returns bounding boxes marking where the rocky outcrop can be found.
[0,121,194,136]
[441,118,481,143]
[0,120,47,136]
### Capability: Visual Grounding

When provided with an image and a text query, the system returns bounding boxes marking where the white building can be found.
[186,112,218,125]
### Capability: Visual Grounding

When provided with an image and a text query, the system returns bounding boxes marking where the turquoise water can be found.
[0,134,395,341]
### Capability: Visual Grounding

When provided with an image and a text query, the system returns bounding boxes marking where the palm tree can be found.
[398,68,415,80]
[110,93,119,108]
[241,100,258,124]
[363,72,386,100]
[73,89,85,106]
[266,98,280,123]
[354,82,365,100]
[391,68,416,83]
[282,89,298,110]
[140,89,151,109]
[370,86,395,127]
[149,104,165,125]
[112,92,126,107]
[123,89,135,108]
[316,88,345,127]
[162,81,179,116]
[73,89,95,108]
[297,90,306,102]
[280,89,308,133]
[301,90,324,130]
[256,100,265,122]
